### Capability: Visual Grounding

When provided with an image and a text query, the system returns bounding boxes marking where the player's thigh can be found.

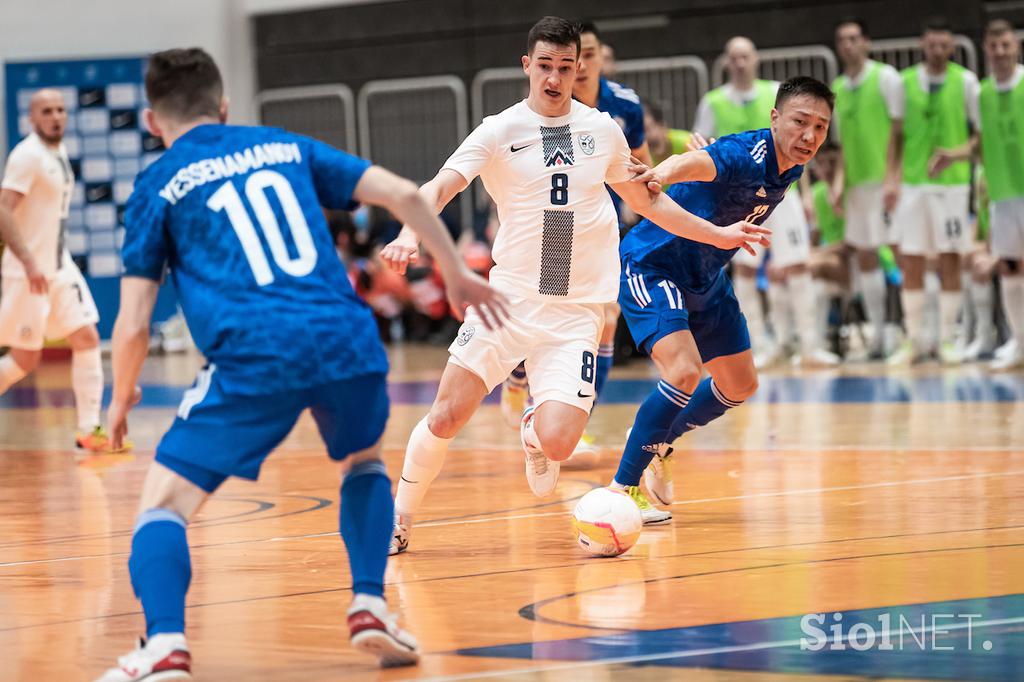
[844,184,887,250]
[688,287,752,365]
[45,266,99,342]
[155,365,306,493]
[447,296,530,393]
[0,277,48,350]
[526,302,603,413]
[137,460,211,520]
[990,199,1024,261]
[934,185,972,255]
[619,261,691,358]
[895,185,933,256]
[308,373,390,462]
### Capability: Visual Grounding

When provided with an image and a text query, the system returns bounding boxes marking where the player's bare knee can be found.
[10,349,41,373]
[722,372,759,401]
[67,325,100,350]
[661,361,701,393]
[345,442,383,471]
[426,405,462,439]
[536,429,577,462]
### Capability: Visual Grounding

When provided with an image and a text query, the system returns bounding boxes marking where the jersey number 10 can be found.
[208,169,318,286]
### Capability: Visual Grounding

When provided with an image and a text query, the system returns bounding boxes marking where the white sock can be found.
[733,275,766,347]
[972,278,996,345]
[924,271,941,349]
[767,282,793,350]
[861,268,887,346]
[938,290,962,346]
[1001,276,1024,344]
[901,288,927,352]
[522,410,542,450]
[787,271,819,355]
[72,347,104,432]
[394,416,452,517]
[0,355,28,394]
[813,278,832,351]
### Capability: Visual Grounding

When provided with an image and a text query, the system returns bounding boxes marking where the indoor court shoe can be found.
[643,446,674,505]
[500,380,530,430]
[348,594,420,668]
[627,486,672,525]
[795,348,841,368]
[990,347,1024,372]
[564,431,600,469]
[95,634,192,682]
[76,425,134,453]
[521,406,559,496]
[389,512,410,556]
[938,340,964,366]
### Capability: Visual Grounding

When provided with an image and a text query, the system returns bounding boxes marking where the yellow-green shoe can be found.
[644,447,674,505]
[626,485,672,525]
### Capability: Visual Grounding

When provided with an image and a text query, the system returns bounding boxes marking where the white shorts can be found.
[895,184,971,256]
[0,264,100,350]
[844,183,895,250]
[991,198,1024,260]
[733,187,811,269]
[448,295,604,412]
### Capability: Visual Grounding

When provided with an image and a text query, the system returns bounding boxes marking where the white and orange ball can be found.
[571,487,643,557]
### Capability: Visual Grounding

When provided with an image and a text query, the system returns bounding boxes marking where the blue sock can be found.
[129,509,191,637]
[667,378,743,441]
[594,344,614,400]
[613,381,692,486]
[340,460,392,597]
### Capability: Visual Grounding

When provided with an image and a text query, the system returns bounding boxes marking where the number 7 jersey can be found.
[121,124,387,396]
[444,99,632,304]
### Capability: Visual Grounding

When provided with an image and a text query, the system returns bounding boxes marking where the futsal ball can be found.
[572,488,643,557]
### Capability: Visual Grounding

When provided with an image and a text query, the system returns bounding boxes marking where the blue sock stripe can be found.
[134,508,187,534]
[710,381,743,408]
[345,459,388,480]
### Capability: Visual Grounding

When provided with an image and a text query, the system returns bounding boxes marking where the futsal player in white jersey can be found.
[0,89,112,451]
[380,16,769,555]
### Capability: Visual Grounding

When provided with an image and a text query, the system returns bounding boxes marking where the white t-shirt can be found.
[832,60,905,140]
[443,99,631,303]
[692,81,780,139]
[1,133,74,278]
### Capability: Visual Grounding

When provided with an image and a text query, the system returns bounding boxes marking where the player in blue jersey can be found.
[499,20,650,463]
[94,49,506,682]
[609,77,834,522]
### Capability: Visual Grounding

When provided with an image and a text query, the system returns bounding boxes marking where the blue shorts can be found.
[155,366,389,493]
[619,259,751,362]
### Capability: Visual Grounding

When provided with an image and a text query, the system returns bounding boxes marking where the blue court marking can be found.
[0,374,1021,409]
[455,594,1024,680]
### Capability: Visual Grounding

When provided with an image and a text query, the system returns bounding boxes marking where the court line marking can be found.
[2,468,1022,568]
[420,615,1024,681]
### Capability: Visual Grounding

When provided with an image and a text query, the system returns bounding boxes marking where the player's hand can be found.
[379,237,419,275]
[24,259,48,295]
[719,220,772,256]
[928,149,955,179]
[882,176,901,215]
[628,162,664,196]
[106,386,143,451]
[686,132,714,152]
[444,266,510,331]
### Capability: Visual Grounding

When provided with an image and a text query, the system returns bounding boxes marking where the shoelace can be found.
[627,486,652,510]
[527,450,548,475]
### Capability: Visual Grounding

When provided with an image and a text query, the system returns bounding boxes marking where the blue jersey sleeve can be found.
[623,102,646,150]
[121,180,169,281]
[304,137,372,211]
[704,135,750,186]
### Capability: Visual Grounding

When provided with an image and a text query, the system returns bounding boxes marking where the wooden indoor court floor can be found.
[2,345,1023,681]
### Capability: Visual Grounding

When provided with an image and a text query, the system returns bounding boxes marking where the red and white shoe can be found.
[347,594,419,668]
[94,634,191,681]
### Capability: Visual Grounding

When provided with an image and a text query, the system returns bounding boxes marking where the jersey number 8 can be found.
[550,173,569,206]
[208,169,318,286]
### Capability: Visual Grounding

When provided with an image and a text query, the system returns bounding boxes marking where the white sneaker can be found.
[625,485,672,525]
[643,446,674,505]
[564,432,600,469]
[500,381,530,430]
[388,512,410,556]
[753,343,783,370]
[990,348,1024,372]
[938,340,964,366]
[348,594,420,668]
[95,634,192,682]
[995,338,1018,362]
[521,406,559,497]
[963,335,997,362]
[795,348,841,368]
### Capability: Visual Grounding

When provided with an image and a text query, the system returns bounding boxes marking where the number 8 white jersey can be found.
[443,100,632,304]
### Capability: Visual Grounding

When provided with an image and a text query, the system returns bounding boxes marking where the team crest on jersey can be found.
[19,326,32,340]
[579,134,595,155]
[456,325,476,346]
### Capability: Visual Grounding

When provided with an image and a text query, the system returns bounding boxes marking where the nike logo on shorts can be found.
[577,390,594,398]
[510,143,534,153]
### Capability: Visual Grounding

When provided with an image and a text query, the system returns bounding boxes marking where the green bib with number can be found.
[901,63,970,186]
[707,80,776,136]
[833,62,892,187]
[979,74,1024,202]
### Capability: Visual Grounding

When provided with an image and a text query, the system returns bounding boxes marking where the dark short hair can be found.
[922,16,952,34]
[578,20,602,43]
[985,18,1016,39]
[775,76,835,112]
[527,16,581,57]
[835,17,869,38]
[145,48,223,120]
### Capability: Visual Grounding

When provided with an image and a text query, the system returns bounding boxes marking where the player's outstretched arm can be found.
[355,166,507,329]
[0,190,47,295]
[109,276,159,450]
[379,169,467,275]
[628,149,718,192]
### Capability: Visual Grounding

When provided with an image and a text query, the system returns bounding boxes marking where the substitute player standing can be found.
[0,89,111,450]
[95,48,505,681]
[382,17,770,552]
[614,77,834,520]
